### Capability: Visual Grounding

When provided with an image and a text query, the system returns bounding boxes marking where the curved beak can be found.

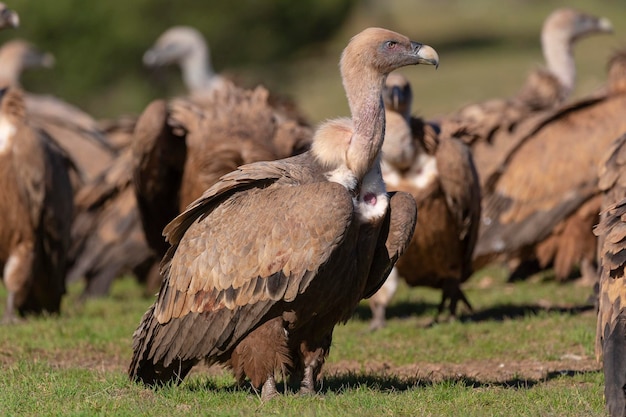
[412,42,439,69]
[597,17,613,34]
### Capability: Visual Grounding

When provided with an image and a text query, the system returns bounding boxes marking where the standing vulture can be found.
[475,48,626,282]
[441,8,612,149]
[369,73,481,329]
[133,74,313,259]
[0,40,149,299]
[595,132,626,417]
[0,87,73,322]
[129,27,438,399]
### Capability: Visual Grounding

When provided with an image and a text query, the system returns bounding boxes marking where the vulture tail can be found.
[128,304,197,386]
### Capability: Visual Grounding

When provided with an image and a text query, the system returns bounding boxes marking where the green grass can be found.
[0,266,605,416]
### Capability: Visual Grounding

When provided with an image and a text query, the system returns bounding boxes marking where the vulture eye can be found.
[385,41,397,50]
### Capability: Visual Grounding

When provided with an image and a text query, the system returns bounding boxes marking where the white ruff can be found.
[355,163,389,223]
[408,154,438,190]
[326,165,358,191]
[381,161,401,187]
[0,116,15,154]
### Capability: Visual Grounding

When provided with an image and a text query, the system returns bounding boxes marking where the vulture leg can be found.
[603,314,626,417]
[2,242,33,323]
[436,282,473,322]
[298,341,329,396]
[260,375,278,401]
[368,267,399,331]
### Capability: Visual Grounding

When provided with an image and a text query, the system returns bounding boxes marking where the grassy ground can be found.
[0,266,604,416]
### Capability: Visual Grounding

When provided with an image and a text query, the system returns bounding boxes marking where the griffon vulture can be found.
[475,48,626,282]
[594,132,626,417]
[133,80,313,259]
[441,8,612,149]
[0,87,73,322]
[129,27,438,399]
[0,40,147,298]
[369,73,481,329]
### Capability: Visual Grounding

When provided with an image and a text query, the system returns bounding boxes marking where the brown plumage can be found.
[594,132,626,417]
[0,39,116,186]
[475,48,626,282]
[133,80,312,259]
[66,147,157,297]
[369,73,481,329]
[129,27,437,399]
[0,87,73,322]
[441,8,612,148]
[0,41,146,299]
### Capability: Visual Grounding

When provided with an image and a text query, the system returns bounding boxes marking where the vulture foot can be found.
[2,292,23,324]
[260,375,278,401]
[435,284,473,322]
[368,302,387,331]
[603,315,626,417]
[299,365,318,396]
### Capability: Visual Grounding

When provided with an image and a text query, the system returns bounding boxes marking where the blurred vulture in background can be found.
[129,27,434,399]
[0,39,117,185]
[134,26,312,258]
[0,87,73,322]
[441,8,612,152]
[595,132,626,417]
[143,26,227,99]
[143,25,308,125]
[475,48,626,283]
[0,39,155,299]
[369,73,481,329]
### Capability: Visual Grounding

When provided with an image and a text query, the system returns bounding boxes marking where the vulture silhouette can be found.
[369,72,481,329]
[129,27,438,400]
[441,8,612,151]
[595,132,626,417]
[0,87,73,322]
[475,48,626,282]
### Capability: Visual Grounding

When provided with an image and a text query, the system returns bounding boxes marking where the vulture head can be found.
[143,26,208,68]
[143,26,224,95]
[544,8,612,43]
[541,8,612,96]
[316,27,438,179]
[383,71,413,120]
[0,3,18,30]
[0,40,55,86]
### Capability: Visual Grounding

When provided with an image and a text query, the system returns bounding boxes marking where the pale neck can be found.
[542,30,575,96]
[0,51,21,86]
[179,43,217,93]
[342,64,387,178]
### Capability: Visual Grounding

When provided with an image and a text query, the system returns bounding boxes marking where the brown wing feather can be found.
[477,93,626,258]
[363,191,417,298]
[130,159,354,382]
[132,99,187,257]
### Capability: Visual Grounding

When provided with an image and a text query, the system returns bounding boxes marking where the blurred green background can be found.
[4,0,625,123]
